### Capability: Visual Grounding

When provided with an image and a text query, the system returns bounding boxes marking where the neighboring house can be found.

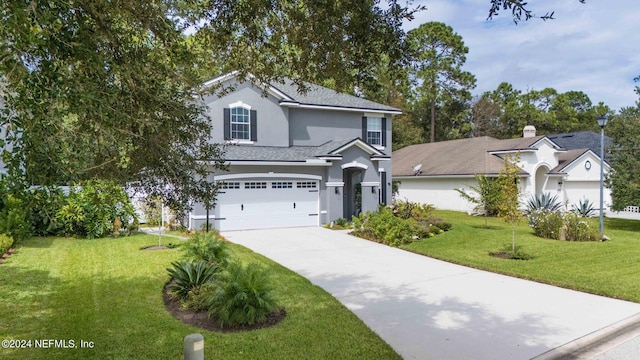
[188,72,401,231]
[393,127,612,214]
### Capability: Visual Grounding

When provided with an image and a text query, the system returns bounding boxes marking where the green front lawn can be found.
[403,210,640,303]
[0,234,400,360]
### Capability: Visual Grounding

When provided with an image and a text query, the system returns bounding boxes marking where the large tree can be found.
[406,22,476,143]
[0,0,420,211]
[607,106,640,211]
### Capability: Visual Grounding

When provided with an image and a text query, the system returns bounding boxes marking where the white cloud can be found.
[405,0,640,110]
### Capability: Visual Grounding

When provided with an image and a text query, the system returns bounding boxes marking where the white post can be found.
[183,333,204,360]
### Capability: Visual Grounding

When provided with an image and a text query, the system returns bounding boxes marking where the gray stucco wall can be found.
[202,81,290,147]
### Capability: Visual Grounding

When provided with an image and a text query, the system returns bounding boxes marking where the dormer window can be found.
[224,102,257,142]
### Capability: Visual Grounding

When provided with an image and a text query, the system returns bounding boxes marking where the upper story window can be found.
[224,102,257,142]
[362,115,386,148]
[366,117,382,146]
[231,107,250,140]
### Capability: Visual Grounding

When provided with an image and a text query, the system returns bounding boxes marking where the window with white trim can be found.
[367,117,382,146]
[231,107,250,140]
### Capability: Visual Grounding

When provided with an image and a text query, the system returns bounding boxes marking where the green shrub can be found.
[352,206,420,246]
[334,217,349,227]
[0,234,14,255]
[528,210,598,241]
[166,261,219,302]
[206,262,279,328]
[57,180,138,239]
[181,231,230,267]
[0,193,33,243]
[427,218,452,232]
[563,212,599,241]
[392,200,435,221]
[528,209,564,239]
[27,186,66,236]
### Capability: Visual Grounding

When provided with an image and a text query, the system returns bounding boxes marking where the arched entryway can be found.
[534,165,550,195]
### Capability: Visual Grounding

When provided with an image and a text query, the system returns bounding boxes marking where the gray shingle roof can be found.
[270,80,401,112]
[547,131,612,156]
[223,138,383,162]
[392,135,596,178]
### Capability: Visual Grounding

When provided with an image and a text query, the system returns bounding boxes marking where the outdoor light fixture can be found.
[334,187,340,195]
[371,186,377,194]
[596,115,609,239]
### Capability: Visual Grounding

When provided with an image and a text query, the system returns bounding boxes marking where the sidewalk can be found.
[224,227,640,360]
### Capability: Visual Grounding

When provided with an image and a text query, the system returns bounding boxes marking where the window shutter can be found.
[223,108,230,140]
[362,116,367,142]
[250,110,257,142]
[381,172,387,205]
[381,117,387,147]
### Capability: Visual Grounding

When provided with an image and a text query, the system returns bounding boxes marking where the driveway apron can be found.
[223,227,640,360]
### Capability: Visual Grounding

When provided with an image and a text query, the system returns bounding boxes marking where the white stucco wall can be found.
[396,177,479,212]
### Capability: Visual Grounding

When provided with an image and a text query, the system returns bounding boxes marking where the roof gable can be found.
[549,148,610,174]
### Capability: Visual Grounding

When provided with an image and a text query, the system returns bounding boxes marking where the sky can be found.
[404,0,639,111]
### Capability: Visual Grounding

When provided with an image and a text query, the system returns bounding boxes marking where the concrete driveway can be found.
[223,227,640,360]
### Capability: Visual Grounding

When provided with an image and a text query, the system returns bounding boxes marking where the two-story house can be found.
[187,72,401,231]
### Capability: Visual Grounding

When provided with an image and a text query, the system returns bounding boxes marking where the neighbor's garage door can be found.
[215,180,319,231]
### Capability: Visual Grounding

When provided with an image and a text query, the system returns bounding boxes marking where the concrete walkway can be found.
[223,227,640,360]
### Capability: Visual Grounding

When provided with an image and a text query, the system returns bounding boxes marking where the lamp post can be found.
[596,115,609,239]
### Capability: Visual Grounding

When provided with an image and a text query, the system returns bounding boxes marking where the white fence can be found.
[608,206,640,220]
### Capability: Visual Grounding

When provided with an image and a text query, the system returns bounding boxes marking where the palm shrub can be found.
[166,261,219,301]
[181,231,230,267]
[526,192,564,213]
[573,199,596,218]
[206,262,279,328]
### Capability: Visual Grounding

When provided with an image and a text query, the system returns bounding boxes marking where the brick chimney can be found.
[523,125,536,138]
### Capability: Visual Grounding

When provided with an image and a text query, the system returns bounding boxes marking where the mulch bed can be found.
[162,282,286,333]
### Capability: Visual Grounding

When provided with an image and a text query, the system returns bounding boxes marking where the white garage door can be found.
[215,180,319,231]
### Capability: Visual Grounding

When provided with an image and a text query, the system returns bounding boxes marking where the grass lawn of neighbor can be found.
[0,233,400,360]
[403,210,640,303]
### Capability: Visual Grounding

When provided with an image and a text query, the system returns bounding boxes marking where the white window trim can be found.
[229,104,251,141]
[228,101,252,110]
[366,116,383,146]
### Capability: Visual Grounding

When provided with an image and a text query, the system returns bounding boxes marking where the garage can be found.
[214,179,319,231]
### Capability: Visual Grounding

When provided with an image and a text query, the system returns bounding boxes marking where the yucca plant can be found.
[206,262,279,328]
[181,231,230,267]
[526,192,563,213]
[573,199,596,218]
[166,261,219,301]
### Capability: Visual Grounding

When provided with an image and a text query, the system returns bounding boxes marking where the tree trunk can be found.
[511,223,515,253]
[430,99,436,143]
